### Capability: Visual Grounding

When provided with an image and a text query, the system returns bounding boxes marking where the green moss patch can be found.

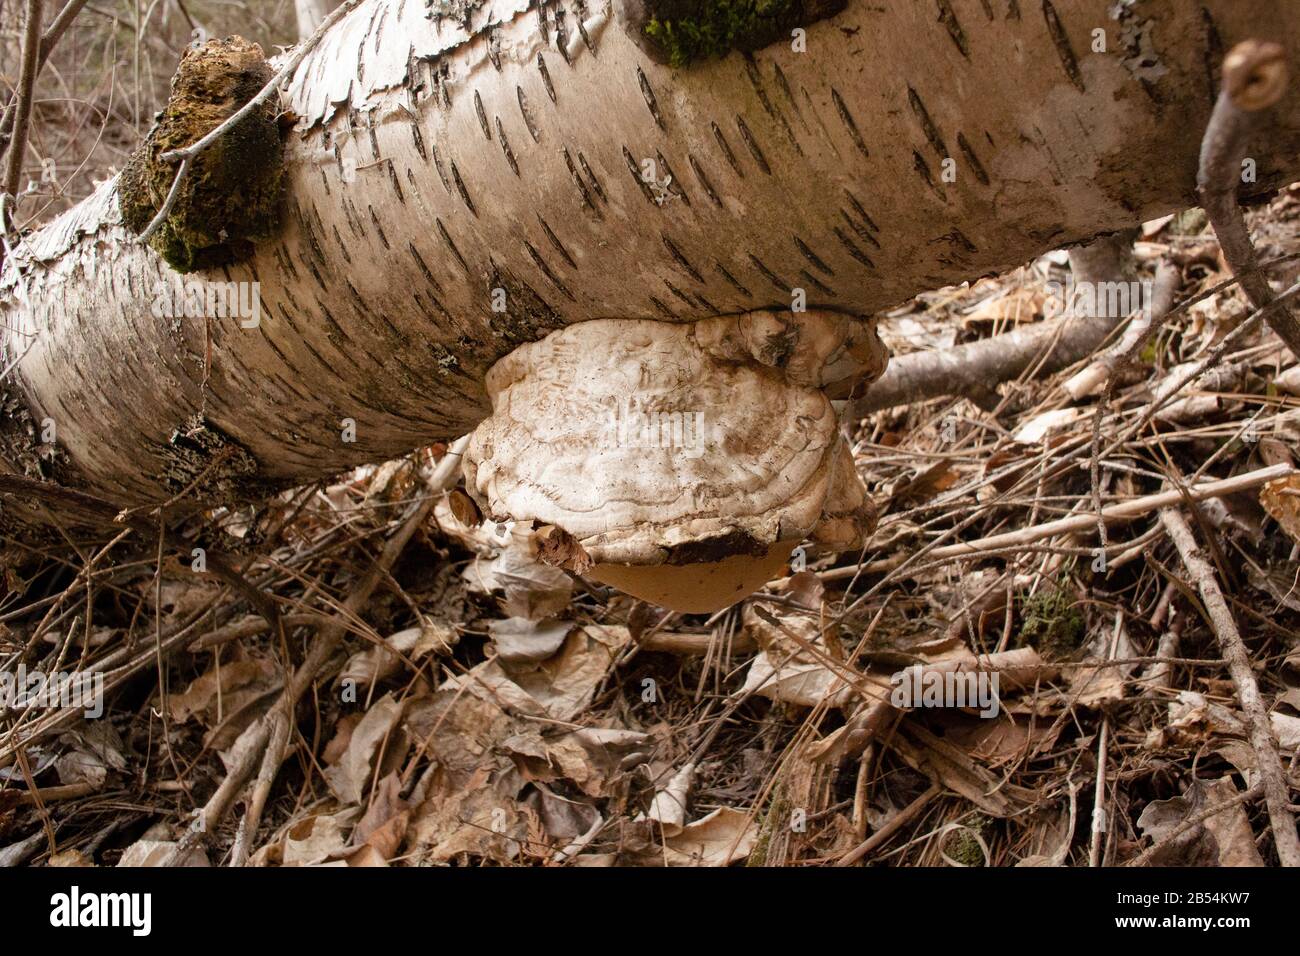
[640,0,844,68]
[1016,581,1086,660]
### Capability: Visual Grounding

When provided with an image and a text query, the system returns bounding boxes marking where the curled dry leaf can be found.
[487,617,574,664]
[169,653,280,725]
[1260,475,1300,544]
[1135,777,1264,867]
[338,620,459,689]
[659,808,757,867]
[739,603,862,710]
[463,545,574,621]
[117,840,209,867]
[351,772,410,863]
[642,764,695,828]
[280,808,361,867]
[446,488,482,528]
[55,723,128,790]
[533,524,593,574]
[523,786,602,848]
[491,624,630,722]
[504,727,651,798]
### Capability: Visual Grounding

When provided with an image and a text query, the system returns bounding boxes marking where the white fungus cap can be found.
[463,310,887,612]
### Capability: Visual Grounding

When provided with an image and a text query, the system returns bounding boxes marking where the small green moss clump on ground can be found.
[1016,581,1086,660]
[941,815,990,866]
[641,0,842,68]
[119,37,285,273]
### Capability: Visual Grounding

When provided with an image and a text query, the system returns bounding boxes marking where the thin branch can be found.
[819,462,1293,581]
[835,783,942,866]
[135,156,188,242]
[1160,505,1300,867]
[0,0,88,160]
[1,0,44,233]
[39,0,89,55]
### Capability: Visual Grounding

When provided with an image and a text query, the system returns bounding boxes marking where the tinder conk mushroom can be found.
[462,310,887,612]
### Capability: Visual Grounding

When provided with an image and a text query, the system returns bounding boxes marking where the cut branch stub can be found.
[118,37,285,273]
[463,310,885,612]
[1223,39,1288,111]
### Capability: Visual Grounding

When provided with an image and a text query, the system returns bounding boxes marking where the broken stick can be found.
[1159,506,1300,867]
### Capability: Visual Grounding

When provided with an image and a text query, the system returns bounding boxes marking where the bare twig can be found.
[1072,260,1180,399]
[135,157,189,243]
[0,0,92,159]
[853,309,1116,415]
[1088,261,1181,554]
[1,0,43,242]
[1159,506,1300,867]
[819,463,1292,581]
[835,783,942,866]
[1088,609,1123,867]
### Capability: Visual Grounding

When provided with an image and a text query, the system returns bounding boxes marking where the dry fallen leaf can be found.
[463,546,574,620]
[323,693,408,805]
[352,771,411,863]
[169,653,279,725]
[117,839,209,867]
[660,808,757,866]
[1136,777,1264,866]
[55,723,128,790]
[281,808,360,866]
[338,620,459,689]
[488,617,574,664]
[1260,475,1300,543]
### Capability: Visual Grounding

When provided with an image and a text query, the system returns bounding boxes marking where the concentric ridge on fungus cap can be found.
[462,311,886,609]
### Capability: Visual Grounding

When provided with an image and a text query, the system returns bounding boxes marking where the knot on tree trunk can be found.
[118,37,285,273]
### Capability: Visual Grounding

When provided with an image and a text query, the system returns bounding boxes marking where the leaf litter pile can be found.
[4,193,1300,867]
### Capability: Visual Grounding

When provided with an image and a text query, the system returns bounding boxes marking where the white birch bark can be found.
[2,0,1298,508]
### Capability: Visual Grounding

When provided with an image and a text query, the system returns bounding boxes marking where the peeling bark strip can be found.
[2,0,1300,510]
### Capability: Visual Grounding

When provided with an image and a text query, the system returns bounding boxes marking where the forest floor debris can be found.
[3,189,1300,866]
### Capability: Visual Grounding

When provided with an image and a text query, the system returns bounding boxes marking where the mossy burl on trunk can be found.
[118,37,286,273]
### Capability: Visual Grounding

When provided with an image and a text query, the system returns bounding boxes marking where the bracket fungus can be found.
[463,310,887,612]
